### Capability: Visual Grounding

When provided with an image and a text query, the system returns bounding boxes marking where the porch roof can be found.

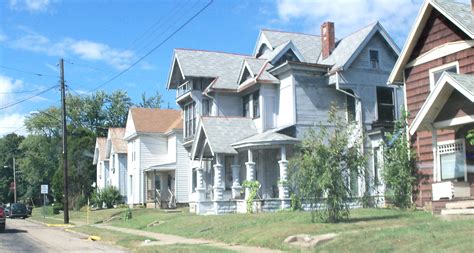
[232,130,299,149]
[145,162,177,172]
[409,72,474,135]
[191,116,258,159]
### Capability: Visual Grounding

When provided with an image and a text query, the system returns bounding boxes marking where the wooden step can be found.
[441,208,474,215]
[445,200,474,209]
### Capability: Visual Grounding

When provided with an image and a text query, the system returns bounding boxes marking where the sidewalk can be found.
[95,224,283,253]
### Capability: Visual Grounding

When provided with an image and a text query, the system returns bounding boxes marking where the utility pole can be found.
[13,157,16,203]
[60,58,69,224]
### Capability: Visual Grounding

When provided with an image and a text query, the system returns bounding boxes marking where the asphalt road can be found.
[0,218,128,253]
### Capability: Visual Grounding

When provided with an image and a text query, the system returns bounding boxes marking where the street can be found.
[0,218,127,253]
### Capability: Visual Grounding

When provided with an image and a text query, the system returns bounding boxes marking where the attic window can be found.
[274,49,300,66]
[256,44,270,58]
[429,62,459,91]
[369,50,379,69]
[240,68,253,85]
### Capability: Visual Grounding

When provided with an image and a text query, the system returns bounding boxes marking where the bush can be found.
[92,186,122,209]
[53,202,63,214]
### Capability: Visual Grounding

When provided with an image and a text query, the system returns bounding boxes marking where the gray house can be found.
[166,21,402,214]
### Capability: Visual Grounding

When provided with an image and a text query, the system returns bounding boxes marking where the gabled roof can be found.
[319,22,400,71]
[93,137,107,165]
[389,0,474,83]
[168,49,249,90]
[191,116,257,158]
[237,58,278,86]
[107,128,127,155]
[409,72,474,135]
[256,29,321,63]
[124,108,182,140]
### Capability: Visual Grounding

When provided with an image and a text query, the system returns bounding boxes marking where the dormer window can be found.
[429,62,459,90]
[240,68,253,85]
[256,44,270,58]
[369,50,379,69]
[274,49,300,66]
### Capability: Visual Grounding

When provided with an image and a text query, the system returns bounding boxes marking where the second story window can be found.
[253,91,260,118]
[369,50,379,69]
[376,86,394,122]
[184,102,196,138]
[202,99,211,116]
[243,95,250,117]
[344,89,356,122]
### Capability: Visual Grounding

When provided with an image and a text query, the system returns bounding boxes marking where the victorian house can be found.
[166,20,401,214]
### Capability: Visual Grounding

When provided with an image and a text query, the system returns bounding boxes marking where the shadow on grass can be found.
[345,214,406,223]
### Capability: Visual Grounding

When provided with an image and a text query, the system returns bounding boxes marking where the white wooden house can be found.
[93,137,108,190]
[105,128,128,201]
[124,108,189,208]
[166,21,403,214]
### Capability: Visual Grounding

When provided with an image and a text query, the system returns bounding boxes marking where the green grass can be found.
[31,206,127,225]
[139,244,234,253]
[107,208,474,252]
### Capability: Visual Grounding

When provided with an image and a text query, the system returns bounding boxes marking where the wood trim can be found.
[406,40,474,68]
[433,115,474,128]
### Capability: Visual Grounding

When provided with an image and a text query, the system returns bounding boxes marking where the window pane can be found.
[370,50,379,68]
[376,87,393,104]
[440,151,465,181]
[253,91,260,118]
[433,66,457,85]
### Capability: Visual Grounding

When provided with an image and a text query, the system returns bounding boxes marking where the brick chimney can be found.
[321,22,335,60]
[472,0,474,14]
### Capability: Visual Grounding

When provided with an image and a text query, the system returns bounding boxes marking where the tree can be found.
[138,91,163,108]
[382,111,419,209]
[289,106,367,223]
[106,90,133,128]
[0,133,25,203]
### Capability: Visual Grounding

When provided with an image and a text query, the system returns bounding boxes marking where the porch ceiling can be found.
[409,72,474,135]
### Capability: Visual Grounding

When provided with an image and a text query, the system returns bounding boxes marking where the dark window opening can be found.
[369,50,379,69]
[432,66,457,86]
[240,68,253,84]
[256,44,270,58]
[243,95,250,117]
[202,99,211,116]
[376,87,394,122]
[253,91,260,118]
[344,89,356,122]
[274,49,300,66]
[184,102,196,138]
[192,169,197,193]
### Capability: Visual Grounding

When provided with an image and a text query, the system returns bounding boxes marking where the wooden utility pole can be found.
[60,58,69,224]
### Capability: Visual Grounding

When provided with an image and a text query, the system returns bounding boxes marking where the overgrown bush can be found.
[92,186,122,209]
[242,180,260,213]
[289,106,367,223]
[382,111,419,209]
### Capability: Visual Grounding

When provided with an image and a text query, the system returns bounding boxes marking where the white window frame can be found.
[429,61,459,91]
[368,49,380,69]
[436,139,467,182]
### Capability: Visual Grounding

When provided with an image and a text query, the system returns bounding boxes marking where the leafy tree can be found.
[0,133,25,203]
[106,90,133,128]
[24,107,61,137]
[289,106,367,223]
[138,91,163,108]
[382,111,419,209]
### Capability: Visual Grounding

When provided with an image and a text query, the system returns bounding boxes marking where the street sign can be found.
[41,184,48,194]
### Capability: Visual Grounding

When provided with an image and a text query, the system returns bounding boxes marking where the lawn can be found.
[31,205,128,225]
[105,208,474,252]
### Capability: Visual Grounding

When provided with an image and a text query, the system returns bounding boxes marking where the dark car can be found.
[6,203,28,219]
[0,206,5,232]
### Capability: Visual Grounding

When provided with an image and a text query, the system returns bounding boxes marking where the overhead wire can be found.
[0,64,58,78]
[88,0,213,92]
[0,85,59,110]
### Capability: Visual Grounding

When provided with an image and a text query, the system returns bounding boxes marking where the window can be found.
[243,95,250,117]
[202,99,211,116]
[225,156,233,190]
[369,50,379,69]
[438,140,466,181]
[274,49,300,66]
[429,62,459,90]
[184,102,196,138]
[376,87,394,122]
[192,168,197,193]
[240,68,253,85]
[344,89,356,122]
[253,91,260,118]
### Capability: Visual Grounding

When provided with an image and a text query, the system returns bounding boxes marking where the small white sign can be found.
[41,184,48,194]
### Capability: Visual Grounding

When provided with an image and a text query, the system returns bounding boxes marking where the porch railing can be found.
[177,81,192,98]
[155,189,161,208]
[168,188,176,209]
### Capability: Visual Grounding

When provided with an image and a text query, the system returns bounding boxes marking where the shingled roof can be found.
[126,108,182,137]
[107,128,127,154]
[93,137,107,165]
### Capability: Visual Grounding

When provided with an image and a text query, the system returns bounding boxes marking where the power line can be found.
[89,0,213,92]
[0,88,44,94]
[0,64,58,78]
[63,59,112,74]
[0,85,59,110]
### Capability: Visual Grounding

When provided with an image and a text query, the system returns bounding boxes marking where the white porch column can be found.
[196,167,206,201]
[213,154,224,201]
[245,149,256,200]
[278,146,289,200]
[231,155,242,199]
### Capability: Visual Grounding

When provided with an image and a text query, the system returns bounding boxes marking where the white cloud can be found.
[0,75,28,136]
[274,0,424,46]
[9,0,57,13]
[0,113,27,137]
[10,29,135,70]
[0,75,24,107]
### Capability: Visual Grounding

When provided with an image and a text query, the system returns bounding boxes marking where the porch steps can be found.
[440,199,474,216]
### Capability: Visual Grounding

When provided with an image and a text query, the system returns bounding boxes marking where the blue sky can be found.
[1,0,465,136]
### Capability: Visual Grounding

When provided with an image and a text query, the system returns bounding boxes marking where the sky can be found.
[0,0,469,136]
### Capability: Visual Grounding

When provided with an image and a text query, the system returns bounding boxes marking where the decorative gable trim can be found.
[270,41,305,65]
[406,40,474,68]
[253,31,274,57]
[166,53,186,90]
[237,60,255,85]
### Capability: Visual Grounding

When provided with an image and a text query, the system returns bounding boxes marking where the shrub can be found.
[92,186,122,209]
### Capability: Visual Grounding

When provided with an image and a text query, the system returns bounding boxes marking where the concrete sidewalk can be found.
[95,224,283,253]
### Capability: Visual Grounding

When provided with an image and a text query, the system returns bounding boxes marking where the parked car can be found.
[0,206,5,232]
[6,203,28,219]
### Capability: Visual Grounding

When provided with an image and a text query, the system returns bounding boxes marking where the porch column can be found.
[245,149,256,200]
[278,146,289,200]
[231,155,242,199]
[213,154,224,201]
[431,127,438,182]
[196,167,206,201]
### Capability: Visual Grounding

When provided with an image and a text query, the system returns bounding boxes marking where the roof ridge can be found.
[261,28,320,37]
[337,21,378,41]
[175,48,252,57]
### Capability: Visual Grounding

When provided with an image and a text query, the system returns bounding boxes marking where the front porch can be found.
[144,168,177,209]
